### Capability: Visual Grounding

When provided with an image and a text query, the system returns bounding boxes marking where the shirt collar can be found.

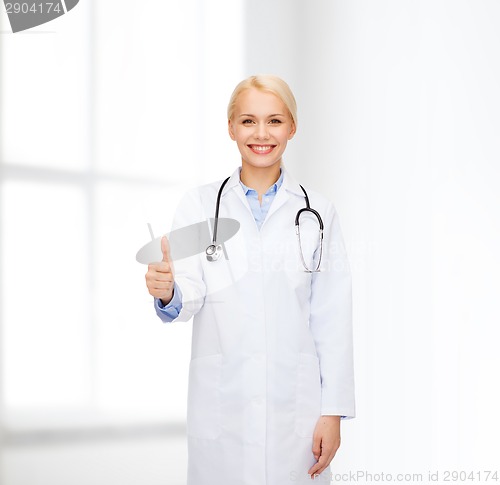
[221,165,304,199]
[238,167,284,195]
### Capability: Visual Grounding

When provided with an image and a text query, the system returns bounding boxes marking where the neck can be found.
[240,161,282,196]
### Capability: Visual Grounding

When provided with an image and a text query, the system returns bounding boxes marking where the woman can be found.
[145,75,355,484]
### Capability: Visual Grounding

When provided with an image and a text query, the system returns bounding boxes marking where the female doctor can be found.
[145,75,355,484]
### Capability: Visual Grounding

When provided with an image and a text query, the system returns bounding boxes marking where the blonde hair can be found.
[227,75,298,127]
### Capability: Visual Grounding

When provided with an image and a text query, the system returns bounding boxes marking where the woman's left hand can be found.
[308,415,341,479]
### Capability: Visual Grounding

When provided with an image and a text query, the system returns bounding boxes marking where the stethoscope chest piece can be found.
[206,244,223,262]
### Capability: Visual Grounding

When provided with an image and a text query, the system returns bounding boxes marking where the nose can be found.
[255,122,270,140]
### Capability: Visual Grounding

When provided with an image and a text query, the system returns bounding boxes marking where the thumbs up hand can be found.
[145,235,175,305]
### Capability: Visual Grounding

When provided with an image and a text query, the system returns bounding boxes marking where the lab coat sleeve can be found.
[309,201,355,419]
[160,188,207,323]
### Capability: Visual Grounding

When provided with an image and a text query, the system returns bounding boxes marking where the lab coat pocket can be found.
[295,352,322,438]
[187,353,222,439]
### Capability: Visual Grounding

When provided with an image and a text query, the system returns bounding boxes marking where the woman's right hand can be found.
[145,235,175,305]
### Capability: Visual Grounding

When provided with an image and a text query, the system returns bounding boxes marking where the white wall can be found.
[246,0,500,477]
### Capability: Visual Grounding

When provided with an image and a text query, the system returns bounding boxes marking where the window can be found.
[0,0,243,429]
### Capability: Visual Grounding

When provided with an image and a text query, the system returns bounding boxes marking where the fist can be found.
[145,235,175,305]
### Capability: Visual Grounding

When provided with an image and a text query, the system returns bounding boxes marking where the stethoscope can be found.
[206,177,324,272]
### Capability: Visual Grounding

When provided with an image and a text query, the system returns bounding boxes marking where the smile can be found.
[248,144,276,154]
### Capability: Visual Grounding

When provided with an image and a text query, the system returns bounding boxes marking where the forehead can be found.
[234,88,287,116]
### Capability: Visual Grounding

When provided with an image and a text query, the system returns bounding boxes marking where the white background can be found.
[1,1,499,484]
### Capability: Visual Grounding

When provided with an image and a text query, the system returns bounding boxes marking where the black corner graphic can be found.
[64,0,79,12]
[3,0,80,33]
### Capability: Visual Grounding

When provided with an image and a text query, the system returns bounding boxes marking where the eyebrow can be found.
[238,113,285,118]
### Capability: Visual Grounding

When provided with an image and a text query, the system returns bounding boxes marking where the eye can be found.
[242,119,254,124]
[269,119,282,124]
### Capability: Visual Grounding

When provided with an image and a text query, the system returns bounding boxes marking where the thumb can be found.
[161,235,172,263]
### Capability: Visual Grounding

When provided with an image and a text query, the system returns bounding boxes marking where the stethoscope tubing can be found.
[207,177,324,271]
[211,176,231,246]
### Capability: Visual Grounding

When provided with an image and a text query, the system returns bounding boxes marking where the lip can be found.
[247,144,276,155]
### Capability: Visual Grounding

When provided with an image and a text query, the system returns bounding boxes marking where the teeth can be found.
[251,145,273,151]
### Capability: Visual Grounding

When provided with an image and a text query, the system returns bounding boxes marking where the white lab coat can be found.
[165,165,355,485]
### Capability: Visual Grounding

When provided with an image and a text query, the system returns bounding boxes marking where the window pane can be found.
[94,0,244,182]
[93,181,190,421]
[197,0,245,182]
[1,181,90,407]
[94,1,200,182]
[0,4,91,170]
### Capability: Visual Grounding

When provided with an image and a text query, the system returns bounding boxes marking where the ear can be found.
[288,122,296,140]
[228,119,236,141]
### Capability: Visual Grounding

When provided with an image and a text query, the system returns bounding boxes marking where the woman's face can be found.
[228,88,296,171]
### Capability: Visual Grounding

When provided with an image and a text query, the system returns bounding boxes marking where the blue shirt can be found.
[155,168,284,321]
[239,168,284,230]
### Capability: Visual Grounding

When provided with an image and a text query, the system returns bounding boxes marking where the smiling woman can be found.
[228,82,297,199]
[224,75,298,203]
[145,74,355,485]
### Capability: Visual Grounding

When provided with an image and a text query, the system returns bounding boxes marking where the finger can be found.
[308,449,336,478]
[148,271,174,284]
[148,281,174,295]
[148,260,168,270]
[309,460,326,479]
[161,235,172,263]
[145,272,173,289]
[151,286,173,297]
[152,273,174,283]
[148,265,174,279]
[151,279,174,289]
[308,448,326,477]
[312,436,322,462]
[148,261,172,274]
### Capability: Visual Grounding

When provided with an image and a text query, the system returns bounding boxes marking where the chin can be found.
[244,156,282,169]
